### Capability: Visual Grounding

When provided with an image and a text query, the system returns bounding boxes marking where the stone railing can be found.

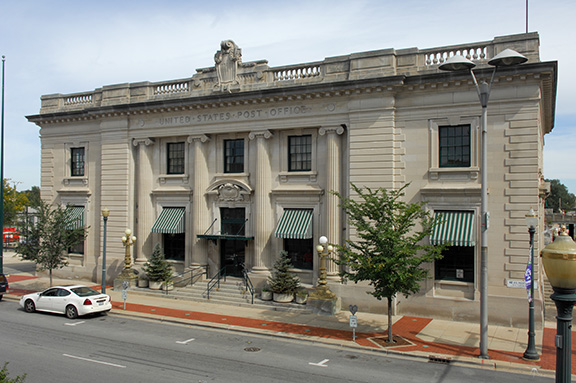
[36,33,540,114]
[64,93,93,106]
[272,64,322,81]
[154,80,190,96]
[423,45,490,66]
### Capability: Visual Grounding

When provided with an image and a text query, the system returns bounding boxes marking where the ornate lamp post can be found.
[312,235,336,299]
[100,208,110,293]
[541,228,576,383]
[439,48,528,358]
[119,228,138,280]
[523,208,539,360]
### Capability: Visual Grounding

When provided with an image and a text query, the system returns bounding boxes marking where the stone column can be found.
[133,138,155,264]
[249,130,273,273]
[188,134,211,269]
[319,126,345,279]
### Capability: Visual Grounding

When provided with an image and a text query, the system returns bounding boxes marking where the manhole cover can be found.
[244,347,261,352]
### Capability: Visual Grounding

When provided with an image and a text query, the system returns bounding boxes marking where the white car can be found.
[19,285,112,319]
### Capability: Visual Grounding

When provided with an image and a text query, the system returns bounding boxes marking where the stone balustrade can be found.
[37,33,540,114]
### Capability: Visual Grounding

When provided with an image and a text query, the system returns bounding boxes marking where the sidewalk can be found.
[2,254,570,378]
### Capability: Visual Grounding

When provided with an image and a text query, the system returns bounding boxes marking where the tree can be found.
[268,250,300,294]
[142,243,173,282]
[545,179,576,212]
[16,201,88,286]
[2,179,29,227]
[333,183,444,343]
[22,186,41,208]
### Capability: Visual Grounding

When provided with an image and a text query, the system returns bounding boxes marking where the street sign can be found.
[122,281,129,309]
[349,315,357,328]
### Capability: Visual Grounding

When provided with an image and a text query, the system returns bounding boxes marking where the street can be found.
[0,300,551,382]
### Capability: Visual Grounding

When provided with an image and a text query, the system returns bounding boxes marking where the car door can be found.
[36,288,59,311]
[53,288,72,314]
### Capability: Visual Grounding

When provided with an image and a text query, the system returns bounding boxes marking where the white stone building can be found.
[26,33,556,326]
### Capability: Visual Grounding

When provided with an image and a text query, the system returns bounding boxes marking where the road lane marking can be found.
[176,338,195,344]
[63,354,126,368]
[64,321,86,326]
[309,359,329,367]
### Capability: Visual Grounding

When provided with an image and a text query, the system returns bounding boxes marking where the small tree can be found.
[333,183,444,343]
[16,201,88,286]
[268,250,300,294]
[142,243,173,282]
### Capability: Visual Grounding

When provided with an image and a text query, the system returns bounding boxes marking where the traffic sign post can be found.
[349,305,358,341]
[122,281,129,310]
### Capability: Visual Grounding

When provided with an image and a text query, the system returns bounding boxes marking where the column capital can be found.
[187,134,211,144]
[249,130,273,140]
[132,137,155,147]
[319,125,346,136]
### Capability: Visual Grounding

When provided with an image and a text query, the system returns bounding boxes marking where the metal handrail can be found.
[164,266,207,295]
[206,266,227,300]
[242,266,255,304]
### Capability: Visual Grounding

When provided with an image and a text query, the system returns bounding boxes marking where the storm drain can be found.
[428,355,451,364]
[244,347,261,352]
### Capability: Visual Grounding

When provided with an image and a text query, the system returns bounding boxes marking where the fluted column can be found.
[319,126,345,279]
[249,130,273,273]
[188,134,211,269]
[133,138,155,264]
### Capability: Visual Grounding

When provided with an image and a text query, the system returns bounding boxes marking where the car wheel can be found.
[65,305,79,319]
[24,299,36,313]
[0,294,3,301]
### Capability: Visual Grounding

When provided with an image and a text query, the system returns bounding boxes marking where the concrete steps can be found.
[129,278,312,314]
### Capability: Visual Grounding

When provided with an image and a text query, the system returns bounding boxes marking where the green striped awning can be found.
[275,209,313,239]
[151,208,185,234]
[66,206,85,230]
[431,211,476,247]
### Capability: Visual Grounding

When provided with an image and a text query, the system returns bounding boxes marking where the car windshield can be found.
[71,286,101,297]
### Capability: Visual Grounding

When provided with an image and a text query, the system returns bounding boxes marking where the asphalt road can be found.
[0,300,551,382]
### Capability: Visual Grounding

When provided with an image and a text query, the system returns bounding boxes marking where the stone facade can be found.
[27,33,557,327]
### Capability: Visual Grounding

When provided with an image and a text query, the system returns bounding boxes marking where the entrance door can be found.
[220,208,247,277]
[221,239,245,277]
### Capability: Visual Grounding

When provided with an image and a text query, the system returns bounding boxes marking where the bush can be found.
[268,250,300,294]
[0,362,26,383]
[142,244,173,282]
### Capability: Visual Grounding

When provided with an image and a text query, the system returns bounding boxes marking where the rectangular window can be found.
[435,246,474,283]
[220,208,246,236]
[71,147,85,177]
[284,238,313,270]
[163,233,185,261]
[288,135,312,171]
[224,139,244,173]
[439,125,470,167]
[167,142,185,174]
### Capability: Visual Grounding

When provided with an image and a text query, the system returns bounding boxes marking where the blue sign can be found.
[525,263,532,302]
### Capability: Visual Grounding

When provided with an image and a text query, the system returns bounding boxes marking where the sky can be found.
[1,0,575,195]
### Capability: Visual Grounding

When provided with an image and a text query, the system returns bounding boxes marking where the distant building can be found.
[27,33,556,326]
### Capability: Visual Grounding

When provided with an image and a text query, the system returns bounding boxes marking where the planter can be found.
[273,292,294,303]
[137,279,149,288]
[149,280,162,290]
[161,281,174,291]
[261,290,272,301]
[295,294,308,304]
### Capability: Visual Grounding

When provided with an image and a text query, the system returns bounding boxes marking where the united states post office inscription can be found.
[138,105,320,128]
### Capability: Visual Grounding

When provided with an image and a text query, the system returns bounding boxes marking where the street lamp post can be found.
[101,208,110,294]
[439,48,528,359]
[313,236,336,299]
[0,56,6,275]
[541,229,576,383]
[523,208,539,360]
